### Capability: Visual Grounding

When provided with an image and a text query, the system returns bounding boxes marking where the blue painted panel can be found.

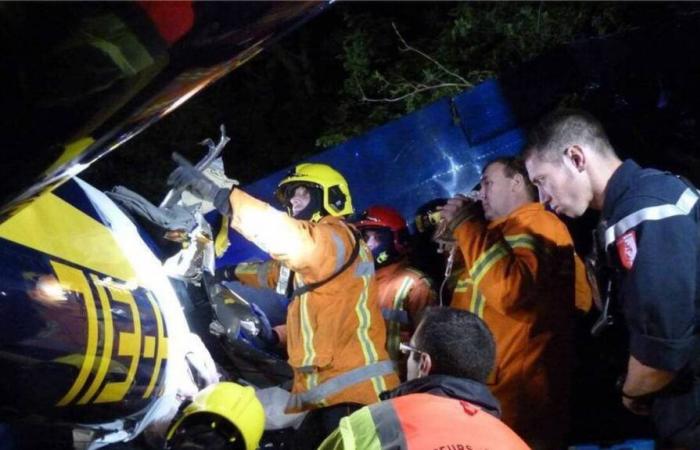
[468,127,526,165]
[220,79,527,266]
[454,79,519,146]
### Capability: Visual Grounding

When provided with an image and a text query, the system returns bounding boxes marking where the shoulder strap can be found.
[289,226,362,298]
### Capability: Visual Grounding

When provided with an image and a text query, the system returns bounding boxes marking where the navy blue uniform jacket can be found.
[601,159,700,439]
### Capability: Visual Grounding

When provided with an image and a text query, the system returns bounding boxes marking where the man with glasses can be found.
[318,307,528,450]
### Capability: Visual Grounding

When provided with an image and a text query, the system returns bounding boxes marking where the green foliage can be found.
[84,3,644,196]
[318,2,631,147]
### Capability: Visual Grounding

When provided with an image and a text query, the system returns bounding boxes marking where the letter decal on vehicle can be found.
[49,259,168,406]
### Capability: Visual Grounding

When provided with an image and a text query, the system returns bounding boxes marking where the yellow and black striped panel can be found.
[0,181,169,422]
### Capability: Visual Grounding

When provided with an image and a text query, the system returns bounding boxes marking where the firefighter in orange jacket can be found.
[353,205,436,366]
[169,158,399,448]
[318,307,530,450]
[440,156,591,449]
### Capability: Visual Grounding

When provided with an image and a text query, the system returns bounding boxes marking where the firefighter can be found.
[318,307,530,450]
[169,159,399,448]
[353,206,436,369]
[439,156,592,449]
[524,109,700,448]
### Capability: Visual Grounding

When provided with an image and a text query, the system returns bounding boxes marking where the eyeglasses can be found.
[399,342,427,356]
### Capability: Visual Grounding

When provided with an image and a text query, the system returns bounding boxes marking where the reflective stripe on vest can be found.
[467,234,539,317]
[369,400,408,449]
[287,360,396,410]
[342,394,529,450]
[299,291,317,390]
[454,277,472,293]
[471,290,486,318]
[385,276,414,360]
[355,246,387,396]
[332,231,346,272]
[604,188,699,247]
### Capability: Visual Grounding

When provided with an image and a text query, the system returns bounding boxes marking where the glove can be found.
[250,302,278,346]
[168,153,232,216]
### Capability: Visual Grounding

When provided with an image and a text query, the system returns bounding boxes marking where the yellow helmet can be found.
[166,382,264,450]
[275,163,353,219]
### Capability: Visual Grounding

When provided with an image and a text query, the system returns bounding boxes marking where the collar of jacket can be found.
[602,159,641,220]
[487,201,544,230]
[379,374,501,418]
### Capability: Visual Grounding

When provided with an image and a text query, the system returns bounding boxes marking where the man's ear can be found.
[419,353,432,377]
[566,145,586,173]
[511,173,524,191]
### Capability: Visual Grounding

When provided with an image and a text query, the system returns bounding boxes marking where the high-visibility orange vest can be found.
[319,392,530,450]
[229,189,399,413]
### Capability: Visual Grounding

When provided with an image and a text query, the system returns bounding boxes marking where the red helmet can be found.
[354,205,409,256]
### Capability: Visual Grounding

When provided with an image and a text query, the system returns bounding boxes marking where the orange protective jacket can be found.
[319,377,530,450]
[375,261,436,362]
[234,258,290,344]
[228,189,399,412]
[450,202,591,444]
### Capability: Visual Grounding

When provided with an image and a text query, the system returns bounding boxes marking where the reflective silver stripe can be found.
[604,188,699,247]
[287,360,395,409]
[369,400,408,449]
[355,261,374,277]
[331,232,346,272]
[276,265,291,295]
[381,308,410,325]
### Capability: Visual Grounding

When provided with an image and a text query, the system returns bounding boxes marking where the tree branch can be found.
[352,22,473,104]
[356,76,466,103]
[391,22,471,86]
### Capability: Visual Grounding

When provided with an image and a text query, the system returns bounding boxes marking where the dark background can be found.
[82,2,700,203]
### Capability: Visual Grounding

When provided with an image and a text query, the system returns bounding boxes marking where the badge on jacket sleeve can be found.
[616,230,637,270]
